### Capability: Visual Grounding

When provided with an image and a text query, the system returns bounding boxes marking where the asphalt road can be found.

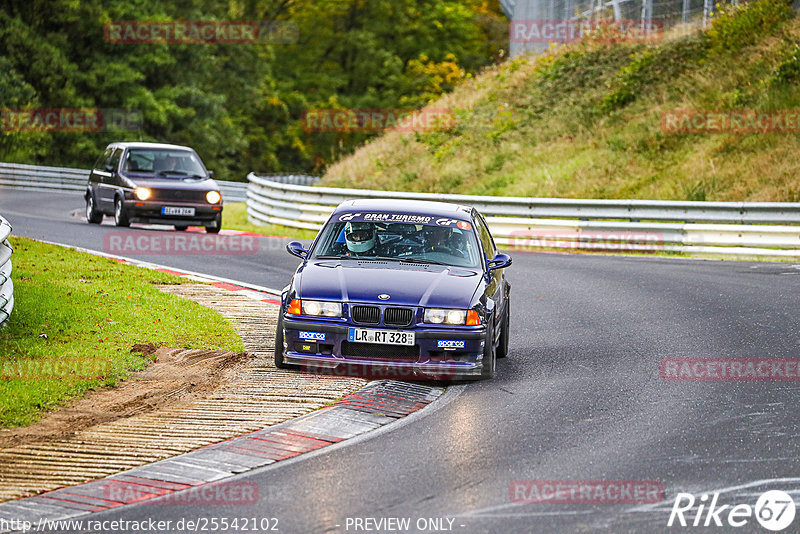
[2,189,800,533]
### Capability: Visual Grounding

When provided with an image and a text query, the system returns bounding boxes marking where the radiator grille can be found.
[383,307,414,326]
[341,341,419,360]
[150,188,208,202]
[351,305,380,324]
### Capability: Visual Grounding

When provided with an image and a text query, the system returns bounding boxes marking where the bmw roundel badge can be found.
[378,294,390,300]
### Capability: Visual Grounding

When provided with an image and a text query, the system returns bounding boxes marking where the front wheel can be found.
[497,297,510,359]
[481,317,496,379]
[274,314,290,369]
[114,198,130,227]
[85,194,103,224]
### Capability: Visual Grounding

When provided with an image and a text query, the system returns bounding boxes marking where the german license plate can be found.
[162,206,195,216]
[348,328,415,346]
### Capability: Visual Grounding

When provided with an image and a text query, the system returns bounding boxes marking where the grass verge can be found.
[0,237,244,428]
[320,0,800,203]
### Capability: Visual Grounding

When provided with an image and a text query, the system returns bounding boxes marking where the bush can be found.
[707,0,794,54]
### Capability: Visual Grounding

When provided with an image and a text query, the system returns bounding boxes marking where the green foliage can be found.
[602,50,657,111]
[603,37,708,112]
[0,0,505,177]
[771,44,800,85]
[683,180,709,201]
[707,0,793,54]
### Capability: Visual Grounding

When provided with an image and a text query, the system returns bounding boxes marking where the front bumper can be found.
[281,317,486,380]
[123,199,221,225]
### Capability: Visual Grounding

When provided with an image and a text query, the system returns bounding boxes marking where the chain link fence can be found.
[502,0,751,56]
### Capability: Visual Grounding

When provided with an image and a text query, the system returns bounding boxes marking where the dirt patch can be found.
[0,346,250,449]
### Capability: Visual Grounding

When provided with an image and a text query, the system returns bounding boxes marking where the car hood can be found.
[123,174,219,191]
[295,260,483,309]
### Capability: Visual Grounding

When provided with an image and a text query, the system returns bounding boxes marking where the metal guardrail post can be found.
[0,215,14,327]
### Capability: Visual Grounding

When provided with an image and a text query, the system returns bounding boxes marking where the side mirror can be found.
[286,241,308,259]
[105,165,115,173]
[487,253,512,271]
[207,170,214,178]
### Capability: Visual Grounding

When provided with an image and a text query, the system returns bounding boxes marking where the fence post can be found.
[0,215,13,327]
[641,0,653,33]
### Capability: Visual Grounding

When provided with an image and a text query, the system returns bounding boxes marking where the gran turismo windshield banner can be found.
[337,212,472,230]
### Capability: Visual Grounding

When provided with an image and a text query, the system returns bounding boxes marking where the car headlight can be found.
[287,299,342,318]
[206,191,221,204]
[134,187,151,201]
[424,308,466,325]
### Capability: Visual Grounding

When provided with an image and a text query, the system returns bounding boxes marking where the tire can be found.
[174,225,188,231]
[114,197,130,227]
[85,194,103,224]
[206,213,221,234]
[481,317,496,379]
[497,297,510,359]
[274,314,290,369]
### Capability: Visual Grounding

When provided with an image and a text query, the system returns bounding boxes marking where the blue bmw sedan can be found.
[275,199,512,380]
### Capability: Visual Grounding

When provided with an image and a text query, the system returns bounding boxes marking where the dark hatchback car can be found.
[275,199,512,380]
[85,142,223,232]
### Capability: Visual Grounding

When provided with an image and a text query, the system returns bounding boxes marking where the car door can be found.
[96,147,122,211]
[88,147,112,204]
[474,212,505,332]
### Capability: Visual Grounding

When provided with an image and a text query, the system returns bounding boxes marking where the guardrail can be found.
[0,162,249,202]
[0,215,13,327]
[247,173,800,259]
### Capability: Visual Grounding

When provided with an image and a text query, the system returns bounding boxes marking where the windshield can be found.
[312,219,482,268]
[123,149,207,177]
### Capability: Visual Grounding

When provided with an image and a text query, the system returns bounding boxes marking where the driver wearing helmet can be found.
[344,222,378,256]
[425,226,450,251]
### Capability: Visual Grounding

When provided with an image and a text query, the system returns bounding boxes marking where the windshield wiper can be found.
[357,255,450,265]
[399,258,449,266]
[157,170,188,176]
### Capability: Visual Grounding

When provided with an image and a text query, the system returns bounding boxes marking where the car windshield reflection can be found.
[123,149,207,178]
[312,221,482,268]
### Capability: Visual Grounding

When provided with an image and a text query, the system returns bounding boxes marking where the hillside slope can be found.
[321,0,800,202]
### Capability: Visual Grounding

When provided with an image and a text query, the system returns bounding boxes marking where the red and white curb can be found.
[0,382,445,532]
[38,240,283,305]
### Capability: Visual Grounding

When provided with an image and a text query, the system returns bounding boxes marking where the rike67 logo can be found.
[668,490,796,531]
